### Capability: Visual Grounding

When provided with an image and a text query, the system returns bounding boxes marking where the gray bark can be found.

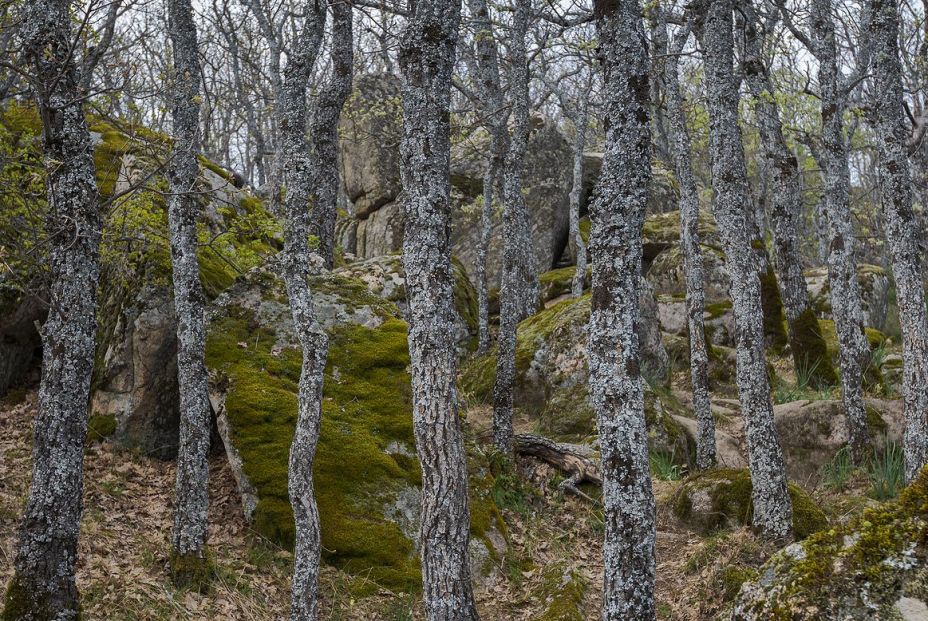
[867,0,928,483]
[493,0,535,457]
[808,0,872,462]
[660,17,716,470]
[397,1,480,619]
[466,0,509,354]
[4,0,101,616]
[738,5,837,388]
[569,86,590,299]
[166,0,212,576]
[590,1,656,618]
[273,2,329,618]
[309,1,354,269]
[695,0,793,539]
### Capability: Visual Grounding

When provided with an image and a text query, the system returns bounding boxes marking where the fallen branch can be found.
[514,434,602,504]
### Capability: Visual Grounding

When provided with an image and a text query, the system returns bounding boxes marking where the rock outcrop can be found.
[206,264,504,591]
[805,263,891,331]
[732,467,928,620]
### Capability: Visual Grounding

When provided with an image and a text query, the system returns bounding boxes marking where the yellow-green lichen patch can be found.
[206,300,423,592]
[460,293,593,406]
[673,469,827,539]
[786,307,839,388]
[536,562,586,621]
[539,266,590,302]
[87,414,117,442]
[734,467,928,619]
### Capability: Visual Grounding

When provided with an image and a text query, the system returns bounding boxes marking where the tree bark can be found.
[271,2,329,618]
[590,1,656,618]
[695,0,793,539]
[3,0,101,617]
[166,0,212,585]
[309,1,354,269]
[466,0,510,354]
[569,86,590,299]
[660,17,716,470]
[493,0,536,456]
[739,4,838,388]
[397,1,480,619]
[867,0,928,483]
[809,0,872,462]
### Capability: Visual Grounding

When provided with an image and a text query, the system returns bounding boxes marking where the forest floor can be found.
[0,390,874,620]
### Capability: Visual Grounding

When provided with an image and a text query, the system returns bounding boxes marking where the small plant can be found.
[773,356,834,404]
[867,439,905,500]
[821,447,856,491]
[650,450,685,481]
[489,452,534,516]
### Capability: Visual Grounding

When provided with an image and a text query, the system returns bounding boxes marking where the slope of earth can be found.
[4,388,895,620]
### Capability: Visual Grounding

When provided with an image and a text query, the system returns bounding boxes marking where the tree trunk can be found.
[809,0,872,462]
[3,0,101,617]
[695,0,793,539]
[493,0,535,456]
[466,0,510,355]
[309,1,353,269]
[867,0,928,483]
[739,5,838,388]
[271,2,329,618]
[166,0,212,586]
[661,18,716,470]
[590,1,656,618]
[569,87,590,299]
[397,2,480,619]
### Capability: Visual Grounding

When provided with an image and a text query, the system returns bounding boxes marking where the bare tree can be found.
[590,0,656,617]
[166,0,212,586]
[309,0,354,269]
[776,0,873,462]
[867,0,928,482]
[656,12,716,470]
[694,0,793,539]
[493,0,535,456]
[3,0,102,616]
[739,2,838,388]
[397,0,480,618]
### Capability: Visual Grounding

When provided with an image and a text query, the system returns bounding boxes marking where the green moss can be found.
[817,319,887,390]
[169,549,213,592]
[759,264,789,350]
[673,469,827,539]
[742,467,928,618]
[451,256,479,336]
[2,573,80,621]
[720,565,757,602]
[206,275,429,592]
[536,563,586,621]
[87,414,117,441]
[786,307,839,388]
[539,266,589,302]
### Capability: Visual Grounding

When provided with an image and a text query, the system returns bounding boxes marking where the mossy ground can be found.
[673,468,827,539]
[738,466,928,619]
[206,272,502,593]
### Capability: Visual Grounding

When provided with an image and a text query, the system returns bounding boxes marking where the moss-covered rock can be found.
[460,290,669,413]
[733,466,928,620]
[672,469,827,539]
[536,562,586,621]
[334,253,478,351]
[805,264,891,332]
[206,265,502,592]
[0,103,278,450]
[539,266,589,303]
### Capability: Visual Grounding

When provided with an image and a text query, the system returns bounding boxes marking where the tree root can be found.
[514,434,602,504]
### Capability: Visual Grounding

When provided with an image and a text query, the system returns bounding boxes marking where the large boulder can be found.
[805,264,891,330]
[449,118,573,285]
[671,468,828,539]
[85,125,277,458]
[333,253,478,350]
[460,283,681,452]
[733,467,928,620]
[206,264,504,591]
[338,73,403,217]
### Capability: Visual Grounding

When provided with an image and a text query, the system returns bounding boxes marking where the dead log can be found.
[514,434,602,503]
